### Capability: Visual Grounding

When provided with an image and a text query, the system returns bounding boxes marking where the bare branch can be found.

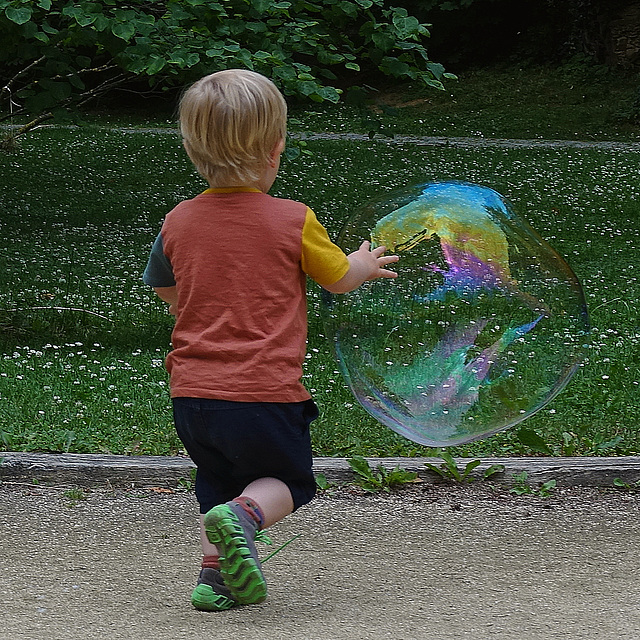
[75,73,129,107]
[1,71,129,142]
[0,56,46,103]
[1,112,54,149]
[50,63,120,83]
[0,107,27,123]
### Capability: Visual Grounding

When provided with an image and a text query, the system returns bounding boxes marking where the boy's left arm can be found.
[323,241,398,293]
[301,208,397,292]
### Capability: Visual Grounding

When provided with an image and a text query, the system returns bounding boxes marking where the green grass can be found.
[0,118,638,457]
[289,64,640,142]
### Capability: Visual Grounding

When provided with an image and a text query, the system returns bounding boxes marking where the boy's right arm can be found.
[153,286,178,315]
[143,230,178,314]
[323,241,398,294]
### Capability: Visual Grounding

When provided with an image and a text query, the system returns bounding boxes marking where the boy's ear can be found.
[269,138,285,166]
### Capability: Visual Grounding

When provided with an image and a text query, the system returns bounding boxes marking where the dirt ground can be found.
[1,480,639,640]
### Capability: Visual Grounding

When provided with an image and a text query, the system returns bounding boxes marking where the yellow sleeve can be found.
[301,208,350,286]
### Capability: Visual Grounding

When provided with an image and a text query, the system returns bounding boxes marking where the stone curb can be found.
[2,452,640,489]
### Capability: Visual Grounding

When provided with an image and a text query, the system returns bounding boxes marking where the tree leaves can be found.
[0,0,451,132]
[111,22,135,41]
[5,5,32,24]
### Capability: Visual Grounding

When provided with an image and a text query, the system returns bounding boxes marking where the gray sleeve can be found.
[142,232,176,287]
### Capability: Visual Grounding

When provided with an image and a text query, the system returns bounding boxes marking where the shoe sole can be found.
[204,505,267,605]
[191,583,236,611]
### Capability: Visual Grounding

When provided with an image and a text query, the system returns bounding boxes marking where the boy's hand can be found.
[353,241,399,281]
[323,241,399,294]
[154,286,178,315]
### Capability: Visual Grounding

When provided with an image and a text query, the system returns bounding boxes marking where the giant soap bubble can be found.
[322,181,589,447]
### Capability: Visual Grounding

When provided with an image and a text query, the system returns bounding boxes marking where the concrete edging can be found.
[2,452,640,489]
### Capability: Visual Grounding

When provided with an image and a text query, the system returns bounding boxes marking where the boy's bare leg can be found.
[200,517,220,556]
[197,477,294,606]
[241,477,294,528]
[199,476,294,555]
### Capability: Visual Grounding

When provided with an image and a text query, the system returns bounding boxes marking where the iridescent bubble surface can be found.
[322,181,590,446]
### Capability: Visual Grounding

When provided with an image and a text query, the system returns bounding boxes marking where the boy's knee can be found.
[289,477,317,511]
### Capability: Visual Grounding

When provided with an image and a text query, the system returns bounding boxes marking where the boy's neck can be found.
[205,186,262,192]
[206,138,283,194]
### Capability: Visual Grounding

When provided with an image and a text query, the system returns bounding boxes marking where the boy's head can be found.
[179,69,287,187]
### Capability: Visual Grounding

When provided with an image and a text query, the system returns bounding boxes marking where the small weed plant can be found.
[177,468,197,492]
[348,456,419,493]
[424,450,505,483]
[315,473,334,492]
[509,472,557,498]
[613,478,640,492]
[62,487,87,505]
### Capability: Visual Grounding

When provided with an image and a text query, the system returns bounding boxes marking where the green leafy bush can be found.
[0,0,452,141]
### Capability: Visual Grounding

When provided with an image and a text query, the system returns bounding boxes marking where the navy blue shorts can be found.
[172,397,319,514]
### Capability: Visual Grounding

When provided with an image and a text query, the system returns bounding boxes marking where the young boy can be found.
[143,69,398,611]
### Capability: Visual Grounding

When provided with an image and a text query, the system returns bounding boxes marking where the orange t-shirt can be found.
[143,188,349,402]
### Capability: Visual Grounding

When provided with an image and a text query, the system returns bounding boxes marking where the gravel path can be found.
[6,122,640,151]
[2,481,639,640]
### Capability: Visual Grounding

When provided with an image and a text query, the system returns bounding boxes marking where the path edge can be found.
[1,452,640,489]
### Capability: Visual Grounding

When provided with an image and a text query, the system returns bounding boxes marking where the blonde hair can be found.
[178,69,287,186]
